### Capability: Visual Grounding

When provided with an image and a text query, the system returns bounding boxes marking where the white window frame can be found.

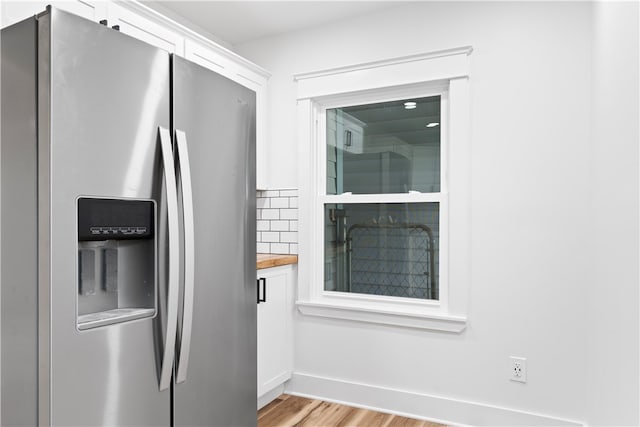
[295,47,472,332]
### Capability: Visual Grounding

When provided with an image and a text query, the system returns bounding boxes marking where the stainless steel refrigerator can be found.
[1,6,257,426]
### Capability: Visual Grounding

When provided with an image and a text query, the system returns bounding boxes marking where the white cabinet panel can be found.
[107,3,183,55]
[2,1,106,28]
[56,0,106,22]
[257,265,295,398]
[254,85,269,190]
[184,39,234,80]
[184,39,267,91]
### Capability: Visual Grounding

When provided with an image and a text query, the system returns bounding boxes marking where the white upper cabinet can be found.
[2,1,272,189]
[1,1,106,28]
[56,1,106,22]
[107,3,184,55]
[184,39,233,78]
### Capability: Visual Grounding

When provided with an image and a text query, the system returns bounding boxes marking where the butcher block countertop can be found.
[257,253,298,270]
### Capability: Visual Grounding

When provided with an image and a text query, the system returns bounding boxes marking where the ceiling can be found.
[142,1,404,46]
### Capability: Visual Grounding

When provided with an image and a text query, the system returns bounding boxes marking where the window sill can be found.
[296,300,467,332]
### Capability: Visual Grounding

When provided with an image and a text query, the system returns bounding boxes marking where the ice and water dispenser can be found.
[77,198,156,330]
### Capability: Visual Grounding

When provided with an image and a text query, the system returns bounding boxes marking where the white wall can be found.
[236,1,638,424]
[588,1,639,425]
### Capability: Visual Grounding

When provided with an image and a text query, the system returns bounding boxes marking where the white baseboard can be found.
[285,372,584,427]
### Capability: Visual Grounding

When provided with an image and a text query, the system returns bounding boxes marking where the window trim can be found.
[295,47,472,332]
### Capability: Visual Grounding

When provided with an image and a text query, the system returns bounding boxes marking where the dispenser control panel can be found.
[78,198,154,241]
[89,226,148,236]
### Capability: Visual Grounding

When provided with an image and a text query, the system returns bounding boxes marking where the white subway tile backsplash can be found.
[256,188,298,255]
[261,231,280,243]
[270,243,290,254]
[279,189,298,197]
[270,197,289,208]
[260,209,280,220]
[256,197,270,209]
[280,209,298,220]
[270,220,289,231]
[280,232,298,243]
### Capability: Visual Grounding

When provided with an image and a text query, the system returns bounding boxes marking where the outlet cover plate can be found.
[510,356,527,383]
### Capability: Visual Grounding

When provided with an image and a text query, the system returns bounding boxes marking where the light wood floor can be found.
[258,394,447,427]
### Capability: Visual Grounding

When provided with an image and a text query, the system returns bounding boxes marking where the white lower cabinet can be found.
[257,264,295,406]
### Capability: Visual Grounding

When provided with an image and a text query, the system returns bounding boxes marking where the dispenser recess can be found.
[77,198,156,330]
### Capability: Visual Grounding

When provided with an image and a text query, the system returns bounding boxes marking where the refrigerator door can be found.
[44,9,172,426]
[172,56,257,426]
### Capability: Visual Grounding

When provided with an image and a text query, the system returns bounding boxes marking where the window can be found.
[295,48,472,331]
[324,96,444,302]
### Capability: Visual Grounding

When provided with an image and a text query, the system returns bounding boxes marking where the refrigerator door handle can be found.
[158,126,180,391]
[175,129,195,384]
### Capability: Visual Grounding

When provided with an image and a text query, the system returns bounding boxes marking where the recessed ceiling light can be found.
[404,101,417,109]
[426,122,440,128]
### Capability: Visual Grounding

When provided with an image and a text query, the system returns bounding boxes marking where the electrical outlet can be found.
[510,356,527,383]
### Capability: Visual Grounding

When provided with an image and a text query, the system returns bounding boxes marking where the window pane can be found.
[326,96,441,195]
[324,203,439,300]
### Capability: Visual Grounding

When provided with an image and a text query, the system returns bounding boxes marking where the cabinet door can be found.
[107,3,184,55]
[1,1,106,28]
[257,266,293,397]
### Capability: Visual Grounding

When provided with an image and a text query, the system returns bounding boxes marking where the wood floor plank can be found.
[337,407,393,427]
[387,415,429,427]
[258,396,287,420]
[257,395,447,427]
[259,395,323,427]
[295,401,355,426]
[333,407,362,427]
[335,407,374,427]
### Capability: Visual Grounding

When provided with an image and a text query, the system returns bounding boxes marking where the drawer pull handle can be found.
[257,278,267,303]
